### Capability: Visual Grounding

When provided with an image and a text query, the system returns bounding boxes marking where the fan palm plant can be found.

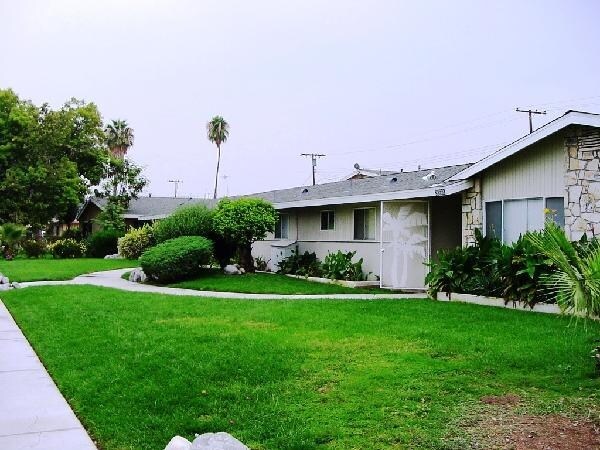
[526,222,600,317]
[0,223,26,260]
[105,119,134,159]
[206,116,230,199]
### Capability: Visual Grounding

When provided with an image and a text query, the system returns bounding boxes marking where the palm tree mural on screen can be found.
[382,204,428,287]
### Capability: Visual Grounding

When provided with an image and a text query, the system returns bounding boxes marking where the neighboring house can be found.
[250,111,600,290]
[76,196,215,234]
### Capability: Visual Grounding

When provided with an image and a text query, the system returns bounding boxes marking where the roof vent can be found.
[390,177,398,183]
[301,188,309,194]
[422,170,436,181]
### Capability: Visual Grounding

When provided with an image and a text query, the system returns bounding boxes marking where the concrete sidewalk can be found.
[0,302,97,450]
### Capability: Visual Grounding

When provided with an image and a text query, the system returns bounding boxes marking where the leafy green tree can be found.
[206,116,229,199]
[212,198,278,271]
[105,119,134,159]
[0,223,26,260]
[0,89,107,229]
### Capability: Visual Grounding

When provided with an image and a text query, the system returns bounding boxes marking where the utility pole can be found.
[516,108,547,134]
[168,179,182,198]
[300,153,325,186]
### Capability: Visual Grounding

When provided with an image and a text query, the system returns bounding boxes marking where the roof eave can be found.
[448,111,600,182]
[272,179,473,209]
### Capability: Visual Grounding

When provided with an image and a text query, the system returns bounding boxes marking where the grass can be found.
[2,285,599,449]
[0,258,137,282]
[168,269,381,294]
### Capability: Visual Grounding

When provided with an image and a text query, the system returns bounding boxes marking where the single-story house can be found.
[76,196,215,234]
[249,110,600,290]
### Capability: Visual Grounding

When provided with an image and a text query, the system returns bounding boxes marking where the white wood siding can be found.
[482,134,565,201]
[297,203,380,241]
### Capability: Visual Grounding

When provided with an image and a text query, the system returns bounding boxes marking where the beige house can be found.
[251,111,600,290]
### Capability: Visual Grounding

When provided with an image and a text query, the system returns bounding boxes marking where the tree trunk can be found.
[213,143,221,199]
[239,242,254,273]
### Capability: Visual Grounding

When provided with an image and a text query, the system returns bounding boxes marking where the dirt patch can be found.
[448,397,600,449]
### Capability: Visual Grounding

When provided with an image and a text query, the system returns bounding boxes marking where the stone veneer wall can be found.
[565,129,600,240]
[461,177,482,246]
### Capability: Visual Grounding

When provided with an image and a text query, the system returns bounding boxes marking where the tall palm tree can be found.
[105,119,134,159]
[206,116,230,199]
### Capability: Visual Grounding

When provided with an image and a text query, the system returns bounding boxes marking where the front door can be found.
[380,201,429,289]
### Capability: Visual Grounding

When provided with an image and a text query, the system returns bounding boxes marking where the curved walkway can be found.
[19,268,424,300]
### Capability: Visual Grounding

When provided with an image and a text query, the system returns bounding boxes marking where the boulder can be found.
[0,284,9,292]
[164,436,192,450]
[191,432,249,450]
[10,282,21,289]
[128,269,147,283]
[104,254,124,259]
[223,265,242,275]
[0,276,9,285]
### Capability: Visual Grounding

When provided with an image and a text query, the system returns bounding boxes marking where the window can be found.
[320,210,335,230]
[354,208,376,240]
[485,201,502,239]
[485,196,564,244]
[274,214,289,239]
[545,197,565,228]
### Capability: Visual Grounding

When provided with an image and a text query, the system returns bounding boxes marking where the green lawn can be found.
[169,270,381,294]
[2,285,599,449]
[0,258,137,282]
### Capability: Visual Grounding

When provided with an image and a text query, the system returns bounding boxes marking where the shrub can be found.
[153,204,214,244]
[21,239,48,258]
[118,224,154,259]
[86,229,123,258]
[278,250,322,277]
[61,228,83,241]
[49,238,86,258]
[322,250,366,281]
[254,256,270,271]
[140,236,213,283]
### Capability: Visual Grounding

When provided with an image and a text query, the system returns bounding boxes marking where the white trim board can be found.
[449,111,600,182]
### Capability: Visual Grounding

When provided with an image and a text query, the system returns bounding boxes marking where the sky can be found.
[1,0,600,198]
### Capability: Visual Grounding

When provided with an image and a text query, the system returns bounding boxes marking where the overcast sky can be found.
[2,0,600,198]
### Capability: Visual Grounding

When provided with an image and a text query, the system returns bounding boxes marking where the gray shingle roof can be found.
[245,164,472,204]
[85,196,216,220]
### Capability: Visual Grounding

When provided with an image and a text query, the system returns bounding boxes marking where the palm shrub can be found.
[152,204,214,244]
[0,223,26,260]
[322,250,366,281]
[140,236,213,283]
[118,224,154,259]
[526,222,600,317]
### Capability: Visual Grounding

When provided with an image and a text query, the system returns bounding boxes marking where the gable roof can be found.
[78,196,216,221]
[247,163,473,209]
[449,110,600,181]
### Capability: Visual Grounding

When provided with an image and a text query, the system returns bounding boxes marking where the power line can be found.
[300,153,325,185]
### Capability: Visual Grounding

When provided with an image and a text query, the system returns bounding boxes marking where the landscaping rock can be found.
[10,282,21,289]
[224,264,242,275]
[128,269,147,283]
[164,435,192,450]
[0,275,9,285]
[0,284,9,292]
[104,253,123,259]
[191,432,249,450]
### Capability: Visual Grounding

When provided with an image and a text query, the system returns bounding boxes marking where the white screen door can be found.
[380,201,429,289]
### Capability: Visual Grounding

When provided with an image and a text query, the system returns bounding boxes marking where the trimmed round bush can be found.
[139,236,213,283]
[152,204,214,244]
[49,238,86,258]
[118,224,154,259]
[87,229,123,258]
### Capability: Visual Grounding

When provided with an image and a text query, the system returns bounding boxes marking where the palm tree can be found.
[206,116,230,199]
[0,223,26,260]
[526,222,600,317]
[105,119,134,159]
